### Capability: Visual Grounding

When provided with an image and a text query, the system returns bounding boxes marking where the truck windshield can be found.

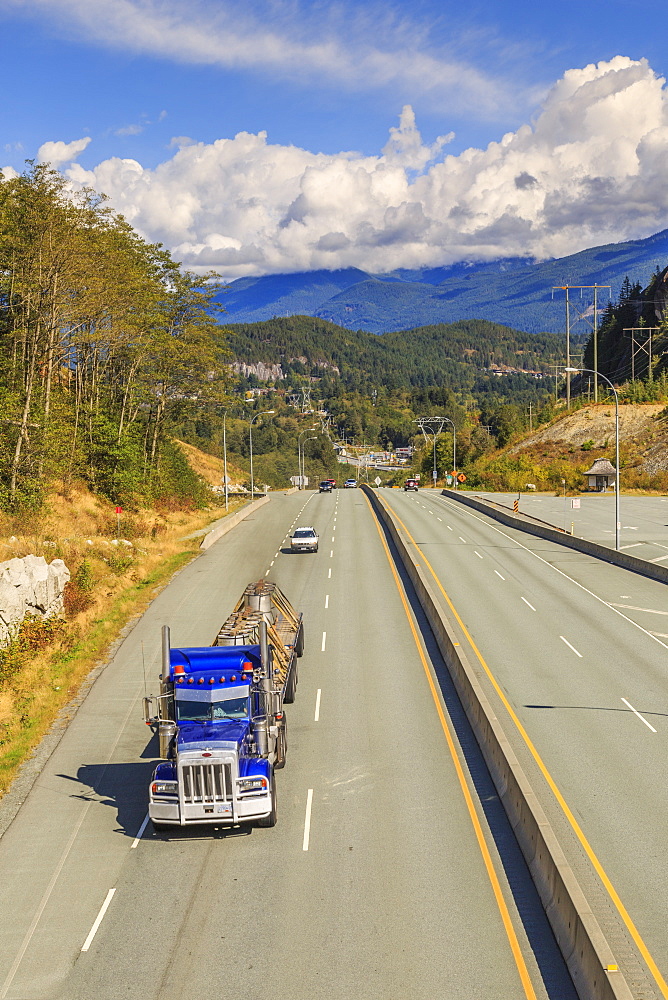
[176,697,249,722]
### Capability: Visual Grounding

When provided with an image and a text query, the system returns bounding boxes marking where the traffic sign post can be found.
[115,505,123,540]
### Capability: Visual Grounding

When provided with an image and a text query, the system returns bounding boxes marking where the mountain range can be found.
[216,229,668,335]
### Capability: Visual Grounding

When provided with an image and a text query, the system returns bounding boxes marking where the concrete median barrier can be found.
[442,490,668,585]
[363,485,634,1000]
[200,496,270,550]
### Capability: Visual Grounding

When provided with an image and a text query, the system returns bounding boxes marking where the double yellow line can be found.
[381,493,668,999]
[365,492,538,1000]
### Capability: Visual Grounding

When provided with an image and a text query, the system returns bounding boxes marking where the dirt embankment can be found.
[509,403,668,477]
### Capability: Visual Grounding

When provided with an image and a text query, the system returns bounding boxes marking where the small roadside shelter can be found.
[583,457,617,492]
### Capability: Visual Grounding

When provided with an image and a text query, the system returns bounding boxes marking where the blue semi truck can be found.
[143,580,304,830]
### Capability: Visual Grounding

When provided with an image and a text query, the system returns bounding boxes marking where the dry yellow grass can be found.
[0,441,249,795]
[175,438,247,487]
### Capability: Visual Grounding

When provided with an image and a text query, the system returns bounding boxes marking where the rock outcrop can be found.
[0,555,70,645]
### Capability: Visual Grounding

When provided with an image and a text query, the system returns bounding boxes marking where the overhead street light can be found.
[249,409,275,500]
[564,367,620,550]
[298,425,318,490]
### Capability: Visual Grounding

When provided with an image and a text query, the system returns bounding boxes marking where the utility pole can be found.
[623,326,660,382]
[553,284,611,406]
[528,402,533,432]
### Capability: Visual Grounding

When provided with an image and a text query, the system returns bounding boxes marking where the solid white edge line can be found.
[303,789,314,851]
[131,813,149,849]
[321,632,326,652]
[560,635,583,658]
[314,689,321,722]
[621,697,657,733]
[521,597,536,611]
[81,888,116,952]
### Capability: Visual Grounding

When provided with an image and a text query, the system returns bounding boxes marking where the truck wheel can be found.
[256,775,277,827]
[295,623,305,658]
[151,820,168,833]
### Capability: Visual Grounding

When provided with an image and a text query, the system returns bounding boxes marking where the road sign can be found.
[446,475,453,485]
[571,498,581,508]
[374,477,382,486]
[115,506,123,514]
[457,473,466,483]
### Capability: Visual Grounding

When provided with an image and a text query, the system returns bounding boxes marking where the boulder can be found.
[0,555,70,645]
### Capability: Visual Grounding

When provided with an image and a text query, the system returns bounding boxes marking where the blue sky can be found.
[1,0,667,278]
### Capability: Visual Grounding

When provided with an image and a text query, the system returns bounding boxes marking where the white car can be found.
[290,526,319,553]
[344,479,357,488]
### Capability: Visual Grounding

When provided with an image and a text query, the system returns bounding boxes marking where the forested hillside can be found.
[0,163,232,510]
[224,315,567,395]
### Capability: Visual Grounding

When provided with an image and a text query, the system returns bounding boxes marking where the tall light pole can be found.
[441,416,457,489]
[223,410,229,512]
[297,426,318,490]
[249,409,275,499]
[414,417,449,488]
[299,435,318,488]
[564,367,619,550]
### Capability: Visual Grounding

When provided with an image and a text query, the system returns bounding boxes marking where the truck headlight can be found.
[152,780,178,796]
[237,777,268,793]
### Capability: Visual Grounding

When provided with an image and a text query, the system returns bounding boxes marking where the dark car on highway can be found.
[319,481,333,492]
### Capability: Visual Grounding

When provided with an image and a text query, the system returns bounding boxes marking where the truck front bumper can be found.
[149,795,272,827]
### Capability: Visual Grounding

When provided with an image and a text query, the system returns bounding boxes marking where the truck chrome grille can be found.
[181,762,232,803]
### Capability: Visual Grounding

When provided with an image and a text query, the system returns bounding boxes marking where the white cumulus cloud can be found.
[37,136,91,167]
[40,57,668,278]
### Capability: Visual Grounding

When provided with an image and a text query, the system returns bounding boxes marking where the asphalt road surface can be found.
[0,490,577,1000]
[382,487,668,999]
[471,490,668,561]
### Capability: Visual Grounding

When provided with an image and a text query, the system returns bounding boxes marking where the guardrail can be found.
[442,490,668,586]
[362,484,633,1000]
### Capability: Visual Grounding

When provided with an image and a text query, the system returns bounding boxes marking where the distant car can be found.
[290,527,319,552]
[319,481,333,493]
[403,478,419,491]
[325,479,336,488]
[344,479,357,488]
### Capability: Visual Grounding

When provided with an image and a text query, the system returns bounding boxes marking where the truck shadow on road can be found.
[57,731,254,843]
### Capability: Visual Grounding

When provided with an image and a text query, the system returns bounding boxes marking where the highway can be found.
[380,487,668,999]
[471,491,668,561]
[0,490,576,1000]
